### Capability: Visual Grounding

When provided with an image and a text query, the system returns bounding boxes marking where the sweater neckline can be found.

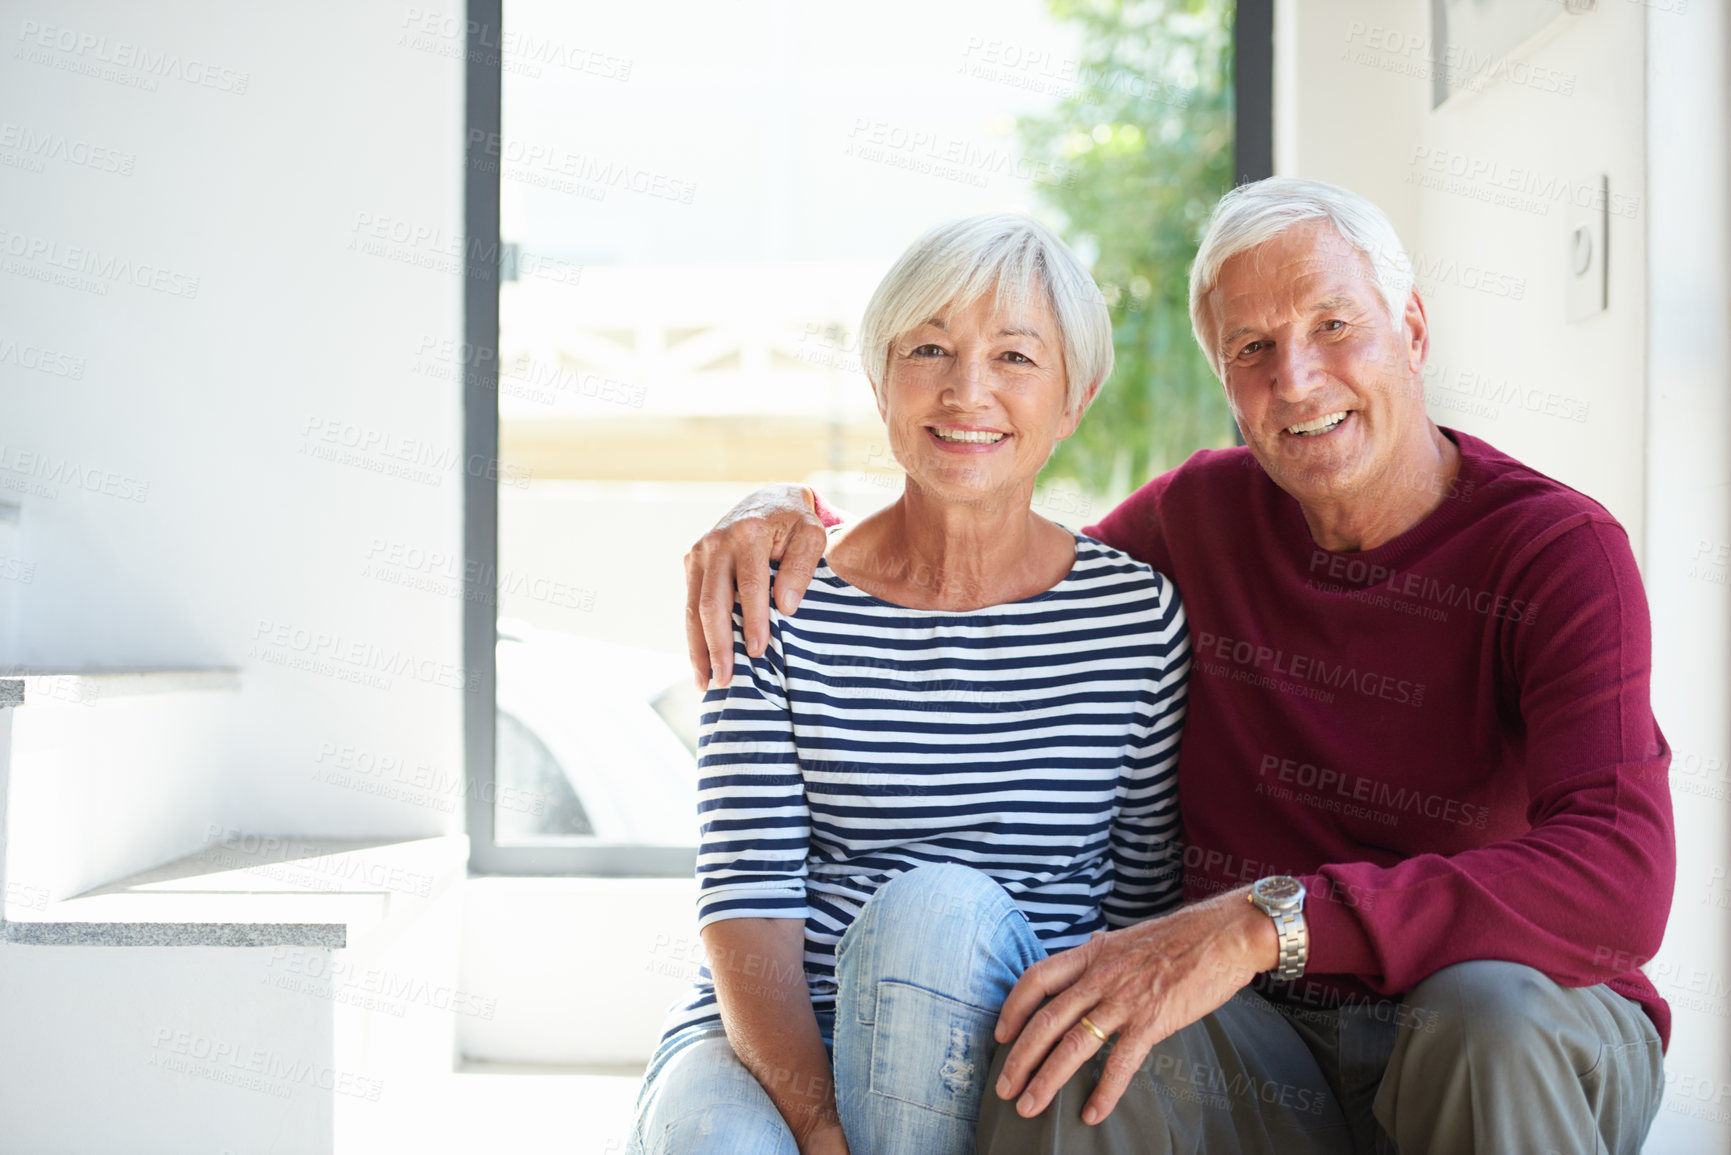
[1269,428,1481,569]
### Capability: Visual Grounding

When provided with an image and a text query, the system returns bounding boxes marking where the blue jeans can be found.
[629,864,1047,1154]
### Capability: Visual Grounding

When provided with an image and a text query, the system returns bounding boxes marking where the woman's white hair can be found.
[859,213,1113,415]
[1187,177,1415,375]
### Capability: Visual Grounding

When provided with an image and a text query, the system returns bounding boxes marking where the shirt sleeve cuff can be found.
[696,884,808,930]
[809,488,844,529]
[1298,872,1379,978]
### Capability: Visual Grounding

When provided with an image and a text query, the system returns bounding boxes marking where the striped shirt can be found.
[663,533,1190,1039]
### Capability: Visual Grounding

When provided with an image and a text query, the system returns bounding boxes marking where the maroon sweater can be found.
[1084,430,1674,1046]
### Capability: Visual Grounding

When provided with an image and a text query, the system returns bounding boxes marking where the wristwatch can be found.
[1248,876,1308,982]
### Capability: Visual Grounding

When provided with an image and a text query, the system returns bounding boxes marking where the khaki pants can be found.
[976,961,1664,1155]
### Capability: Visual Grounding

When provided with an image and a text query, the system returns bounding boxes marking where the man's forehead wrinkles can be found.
[1218,280,1336,315]
[1235,236,1370,283]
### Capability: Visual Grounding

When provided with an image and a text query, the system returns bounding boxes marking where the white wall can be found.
[0,1,466,843]
[1414,0,1647,542]
[460,877,699,1066]
[1276,0,1645,539]
[1642,2,1731,1149]
[1276,2,1730,1149]
[0,945,337,1153]
[1273,0,1422,242]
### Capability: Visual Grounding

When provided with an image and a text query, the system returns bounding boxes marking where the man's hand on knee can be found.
[990,887,1279,1126]
[683,483,828,689]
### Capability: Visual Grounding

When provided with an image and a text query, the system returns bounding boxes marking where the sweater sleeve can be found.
[1300,518,1676,993]
[810,489,845,529]
[694,607,811,928]
[1101,575,1190,927]
[1085,473,1174,572]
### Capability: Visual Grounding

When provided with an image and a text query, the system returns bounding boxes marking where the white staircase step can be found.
[3,835,464,947]
[0,834,468,1154]
[0,667,240,705]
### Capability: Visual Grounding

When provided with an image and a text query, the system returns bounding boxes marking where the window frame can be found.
[460,0,695,877]
[1235,0,1275,185]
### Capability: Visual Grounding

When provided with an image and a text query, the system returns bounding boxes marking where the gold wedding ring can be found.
[1079,1016,1108,1043]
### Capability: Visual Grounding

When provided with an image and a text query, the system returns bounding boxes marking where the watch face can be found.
[1256,876,1303,903]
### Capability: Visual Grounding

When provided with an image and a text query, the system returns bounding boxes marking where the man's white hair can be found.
[860,213,1114,415]
[1188,177,1415,375]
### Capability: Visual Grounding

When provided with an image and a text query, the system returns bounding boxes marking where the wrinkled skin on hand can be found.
[684,483,828,688]
[992,886,1278,1125]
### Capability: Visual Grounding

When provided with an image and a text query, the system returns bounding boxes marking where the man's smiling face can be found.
[1204,221,1431,510]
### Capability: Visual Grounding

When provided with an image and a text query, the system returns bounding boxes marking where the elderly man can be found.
[682,177,1672,1154]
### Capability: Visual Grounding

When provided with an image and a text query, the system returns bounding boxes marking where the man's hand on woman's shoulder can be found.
[684,483,830,689]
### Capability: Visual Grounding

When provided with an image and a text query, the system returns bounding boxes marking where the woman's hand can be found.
[684,483,829,689]
[991,887,1280,1125]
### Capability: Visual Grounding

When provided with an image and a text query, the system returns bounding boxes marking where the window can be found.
[465,0,1271,875]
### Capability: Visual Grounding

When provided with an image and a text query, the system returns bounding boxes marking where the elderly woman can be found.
[627,215,1190,1155]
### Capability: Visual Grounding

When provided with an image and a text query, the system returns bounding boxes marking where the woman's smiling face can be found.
[878,284,1080,506]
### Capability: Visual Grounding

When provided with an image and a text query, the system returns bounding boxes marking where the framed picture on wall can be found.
[1430,0,1594,107]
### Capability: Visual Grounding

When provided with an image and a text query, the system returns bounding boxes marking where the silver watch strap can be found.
[1270,908,1308,981]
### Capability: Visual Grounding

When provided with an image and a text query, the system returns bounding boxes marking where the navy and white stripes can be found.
[663,533,1189,1038]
